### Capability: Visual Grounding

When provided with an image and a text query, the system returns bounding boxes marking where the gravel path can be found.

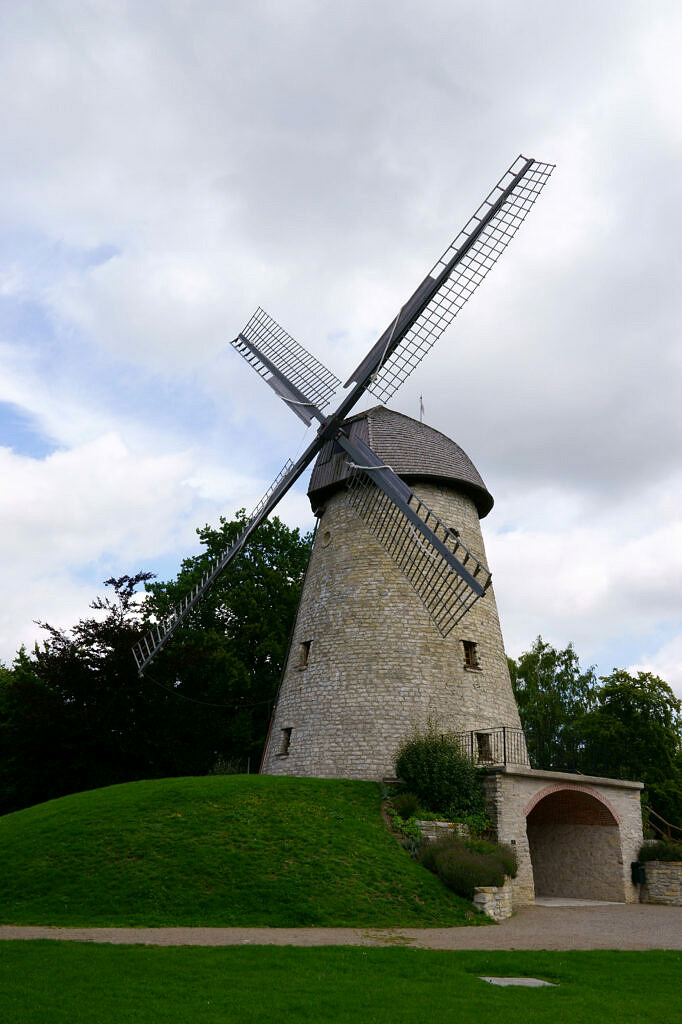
[1,904,681,950]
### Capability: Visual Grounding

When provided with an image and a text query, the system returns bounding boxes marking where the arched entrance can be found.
[526,785,624,901]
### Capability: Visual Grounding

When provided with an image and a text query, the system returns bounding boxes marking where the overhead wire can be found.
[142,668,274,711]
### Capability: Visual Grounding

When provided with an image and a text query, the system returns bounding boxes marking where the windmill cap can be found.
[308,405,494,518]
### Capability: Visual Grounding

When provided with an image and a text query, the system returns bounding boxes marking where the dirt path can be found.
[1,904,681,950]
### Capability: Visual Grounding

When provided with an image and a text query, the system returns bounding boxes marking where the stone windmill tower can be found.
[133,155,553,781]
[261,404,524,779]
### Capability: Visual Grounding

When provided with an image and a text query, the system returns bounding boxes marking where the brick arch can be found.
[524,783,622,826]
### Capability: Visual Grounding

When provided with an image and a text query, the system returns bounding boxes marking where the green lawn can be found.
[0,775,480,927]
[1,944,680,1024]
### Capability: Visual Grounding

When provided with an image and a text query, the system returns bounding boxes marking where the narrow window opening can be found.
[279,728,292,756]
[298,640,312,669]
[463,640,479,670]
[476,732,492,762]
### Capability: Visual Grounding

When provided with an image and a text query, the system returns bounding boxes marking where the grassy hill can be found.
[0,775,482,927]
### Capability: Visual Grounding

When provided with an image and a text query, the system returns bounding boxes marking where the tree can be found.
[0,514,312,814]
[144,512,312,767]
[0,646,71,812]
[580,669,682,823]
[509,638,682,825]
[0,574,161,813]
[508,636,597,771]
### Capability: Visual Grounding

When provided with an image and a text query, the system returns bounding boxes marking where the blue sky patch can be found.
[0,401,58,459]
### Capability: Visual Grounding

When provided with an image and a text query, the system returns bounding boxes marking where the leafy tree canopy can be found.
[508,636,597,772]
[0,513,312,814]
[509,637,682,824]
[580,668,682,824]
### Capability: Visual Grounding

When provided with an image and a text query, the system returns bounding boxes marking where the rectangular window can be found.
[463,640,479,669]
[279,728,292,756]
[298,640,312,669]
[476,732,492,762]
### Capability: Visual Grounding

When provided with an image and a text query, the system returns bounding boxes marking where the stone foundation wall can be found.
[474,878,513,921]
[417,820,470,844]
[527,823,623,901]
[483,770,535,906]
[640,861,682,905]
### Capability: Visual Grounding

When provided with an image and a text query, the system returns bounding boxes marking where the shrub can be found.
[439,850,505,900]
[638,840,682,862]
[466,838,518,878]
[391,792,422,820]
[385,803,422,858]
[420,836,516,901]
[456,811,494,837]
[395,728,485,818]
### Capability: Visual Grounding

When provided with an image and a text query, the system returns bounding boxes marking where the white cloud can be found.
[0,429,314,662]
[486,473,682,696]
[630,637,682,700]
[0,0,680,703]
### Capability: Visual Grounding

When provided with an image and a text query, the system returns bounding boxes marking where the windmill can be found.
[132,155,554,685]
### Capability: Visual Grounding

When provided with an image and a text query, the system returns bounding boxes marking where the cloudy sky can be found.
[1,0,681,694]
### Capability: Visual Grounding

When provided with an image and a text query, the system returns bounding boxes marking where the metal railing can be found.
[647,808,682,842]
[454,727,530,768]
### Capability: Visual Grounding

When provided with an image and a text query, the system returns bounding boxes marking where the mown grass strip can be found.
[0,775,480,927]
[1,944,680,1024]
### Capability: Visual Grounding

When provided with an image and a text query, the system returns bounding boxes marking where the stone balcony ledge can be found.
[483,764,644,790]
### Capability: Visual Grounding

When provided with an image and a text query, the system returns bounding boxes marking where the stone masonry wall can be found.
[474,878,513,921]
[417,820,470,844]
[484,768,644,906]
[261,481,523,779]
[527,824,623,900]
[640,862,682,905]
[484,769,535,906]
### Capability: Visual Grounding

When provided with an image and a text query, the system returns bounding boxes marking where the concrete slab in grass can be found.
[481,977,557,987]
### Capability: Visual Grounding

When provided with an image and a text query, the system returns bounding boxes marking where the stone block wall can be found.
[484,767,644,906]
[474,878,513,921]
[640,862,682,905]
[416,820,470,844]
[483,769,535,906]
[262,481,523,779]
[527,823,623,900]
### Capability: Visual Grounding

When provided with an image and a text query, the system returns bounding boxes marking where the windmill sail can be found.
[232,308,341,424]
[347,477,491,635]
[133,458,295,674]
[339,434,491,635]
[345,156,555,402]
[132,154,553,672]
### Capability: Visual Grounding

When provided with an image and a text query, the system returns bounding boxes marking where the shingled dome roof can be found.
[308,405,494,518]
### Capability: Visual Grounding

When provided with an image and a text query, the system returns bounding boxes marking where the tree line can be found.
[0,513,312,815]
[508,637,682,825]
[1,513,680,824]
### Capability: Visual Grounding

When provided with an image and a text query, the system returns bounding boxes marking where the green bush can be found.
[420,836,516,901]
[426,843,504,900]
[467,838,518,877]
[456,811,493,837]
[391,792,422,820]
[638,840,682,862]
[395,729,485,818]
